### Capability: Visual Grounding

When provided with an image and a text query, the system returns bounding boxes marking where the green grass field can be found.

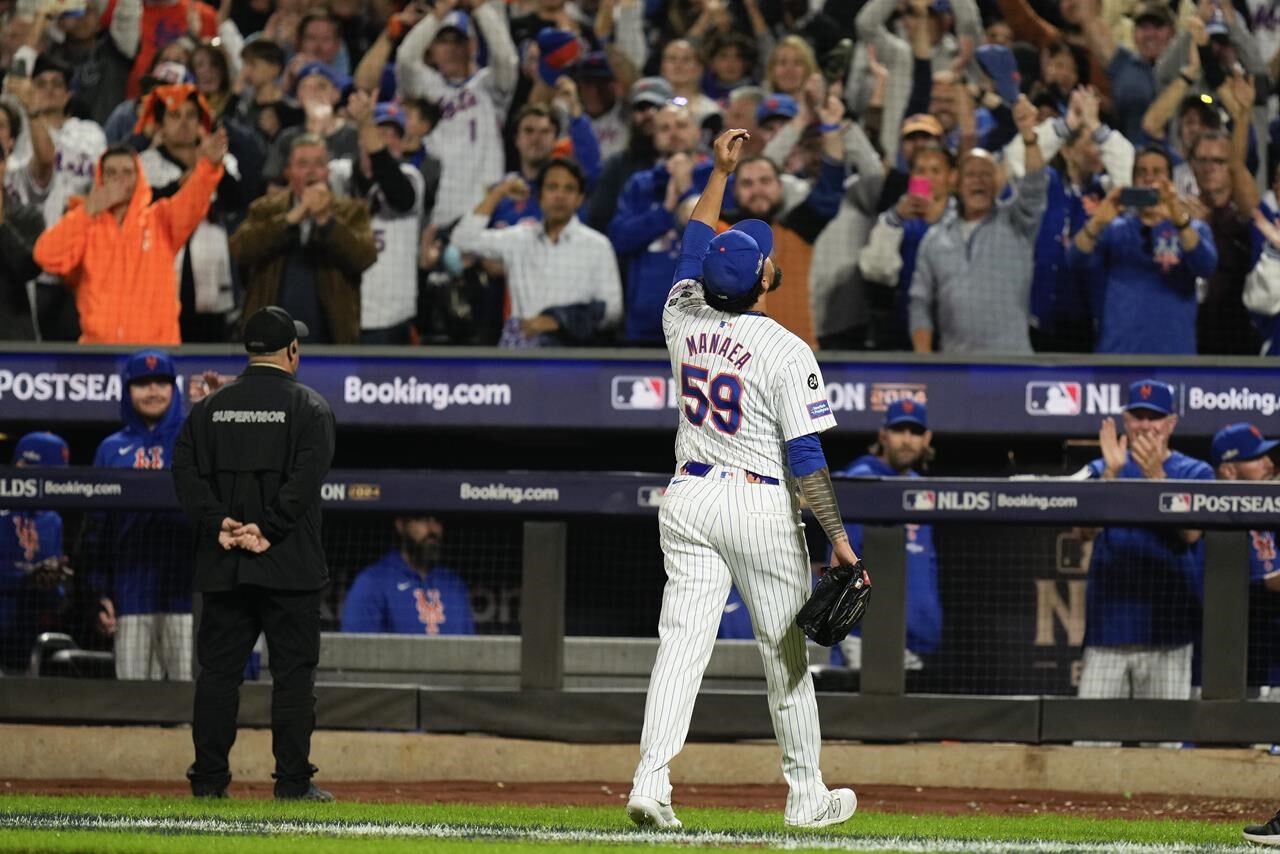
[0,794,1262,853]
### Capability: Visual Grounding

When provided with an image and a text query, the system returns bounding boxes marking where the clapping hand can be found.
[1076,85,1100,132]
[1098,417,1128,477]
[302,182,333,224]
[1130,432,1166,480]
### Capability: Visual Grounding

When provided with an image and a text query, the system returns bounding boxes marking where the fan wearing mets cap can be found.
[628,129,860,831]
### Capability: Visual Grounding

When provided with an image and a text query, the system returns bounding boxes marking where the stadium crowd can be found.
[0,0,1276,352]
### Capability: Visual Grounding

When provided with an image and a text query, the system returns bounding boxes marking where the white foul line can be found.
[0,813,1258,853]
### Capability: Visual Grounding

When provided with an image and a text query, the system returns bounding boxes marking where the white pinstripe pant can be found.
[115,613,193,681]
[631,472,830,822]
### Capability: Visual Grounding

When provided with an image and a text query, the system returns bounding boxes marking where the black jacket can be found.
[173,364,335,593]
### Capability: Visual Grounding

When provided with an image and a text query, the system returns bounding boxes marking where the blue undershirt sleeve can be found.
[786,434,827,478]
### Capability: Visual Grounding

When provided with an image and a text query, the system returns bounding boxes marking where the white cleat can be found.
[786,788,857,829]
[626,795,683,830]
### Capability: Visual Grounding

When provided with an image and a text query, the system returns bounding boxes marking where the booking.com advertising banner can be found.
[0,350,1277,437]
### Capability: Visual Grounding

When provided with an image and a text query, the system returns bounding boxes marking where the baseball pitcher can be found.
[628,128,861,831]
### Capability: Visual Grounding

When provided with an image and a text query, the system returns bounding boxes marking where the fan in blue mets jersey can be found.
[628,128,861,831]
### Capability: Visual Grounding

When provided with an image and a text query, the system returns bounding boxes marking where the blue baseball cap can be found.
[293,62,352,95]
[373,101,406,133]
[436,10,471,38]
[1124,378,1175,415]
[13,431,69,467]
[536,28,581,87]
[123,350,177,384]
[702,220,775,303]
[976,43,1021,107]
[757,93,798,124]
[1211,422,1280,467]
[884,399,928,430]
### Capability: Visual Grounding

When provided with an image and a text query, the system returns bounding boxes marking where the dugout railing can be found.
[1,468,1278,745]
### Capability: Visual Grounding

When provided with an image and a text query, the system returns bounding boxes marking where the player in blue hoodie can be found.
[831,400,942,671]
[0,432,71,673]
[86,350,193,680]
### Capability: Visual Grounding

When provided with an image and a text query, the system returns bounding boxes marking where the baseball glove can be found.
[795,561,871,647]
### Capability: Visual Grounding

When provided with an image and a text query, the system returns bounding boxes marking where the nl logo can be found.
[1025,381,1127,415]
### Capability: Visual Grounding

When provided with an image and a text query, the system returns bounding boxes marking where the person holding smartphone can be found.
[859,144,954,350]
[1070,147,1218,354]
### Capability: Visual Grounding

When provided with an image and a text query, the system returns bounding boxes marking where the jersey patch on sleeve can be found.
[808,400,832,419]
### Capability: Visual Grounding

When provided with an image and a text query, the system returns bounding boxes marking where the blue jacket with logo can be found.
[1084,451,1213,646]
[609,159,715,343]
[1067,212,1217,354]
[86,369,191,615]
[0,509,64,670]
[835,455,942,655]
[340,549,475,635]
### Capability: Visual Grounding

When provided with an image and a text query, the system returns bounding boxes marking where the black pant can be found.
[189,585,323,795]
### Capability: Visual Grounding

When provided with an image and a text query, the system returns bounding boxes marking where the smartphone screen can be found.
[908,176,932,198]
[1119,187,1159,209]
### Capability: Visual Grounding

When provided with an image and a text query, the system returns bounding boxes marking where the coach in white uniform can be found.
[628,129,860,831]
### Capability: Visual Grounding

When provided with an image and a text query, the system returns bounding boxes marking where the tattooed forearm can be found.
[797,467,848,547]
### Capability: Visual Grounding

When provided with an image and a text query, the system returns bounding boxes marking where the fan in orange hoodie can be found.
[33,128,227,345]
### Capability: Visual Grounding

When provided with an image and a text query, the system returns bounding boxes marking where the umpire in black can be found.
[173,306,336,801]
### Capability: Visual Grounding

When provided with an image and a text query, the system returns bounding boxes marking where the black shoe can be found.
[1243,809,1280,846]
[275,783,334,802]
[192,789,228,799]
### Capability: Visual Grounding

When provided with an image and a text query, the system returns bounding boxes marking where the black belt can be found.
[680,460,780,485]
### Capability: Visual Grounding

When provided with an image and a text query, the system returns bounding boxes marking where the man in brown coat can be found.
[231,133,377,344]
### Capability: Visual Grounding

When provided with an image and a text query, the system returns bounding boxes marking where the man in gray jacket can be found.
[909,96,1046,354]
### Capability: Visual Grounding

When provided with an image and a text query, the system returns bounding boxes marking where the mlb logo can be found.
[1026,381,1082,415]
[612,376,667,410]
[902,490,937,511]
[1159,493,1192,513]
[637,486,666,508]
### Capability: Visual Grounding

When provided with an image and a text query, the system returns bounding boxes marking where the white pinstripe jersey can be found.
[328,157,425,329]
[7,117,106,228]
[403,66,507,226]
[662,277,837,482]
